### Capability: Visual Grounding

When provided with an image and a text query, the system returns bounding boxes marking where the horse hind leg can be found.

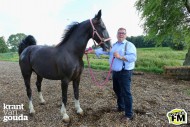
[60,80,70,123]
[22,71,35,114]
[36,75,45,104]
[73,79,84,116]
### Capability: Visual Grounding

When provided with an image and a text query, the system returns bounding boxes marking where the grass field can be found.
[0,52,19,62]
[0,47,187,73]
[83,47,187,73]
[134,47,186,73]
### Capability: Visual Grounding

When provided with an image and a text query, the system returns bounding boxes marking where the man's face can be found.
[117,29,126,42]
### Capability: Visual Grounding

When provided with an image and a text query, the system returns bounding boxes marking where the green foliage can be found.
[127,35,156,48]
[135,0,190,46]
[7,33,27,52]
[170,41,186,50]
[0,37,8,53]
[127,35,187,50]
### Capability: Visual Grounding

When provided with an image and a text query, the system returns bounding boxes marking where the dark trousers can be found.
[112,70,133,118]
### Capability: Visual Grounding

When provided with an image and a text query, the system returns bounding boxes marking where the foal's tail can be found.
[18,35,37,55]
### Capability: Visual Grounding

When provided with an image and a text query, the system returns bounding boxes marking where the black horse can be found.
[18,10,111,122]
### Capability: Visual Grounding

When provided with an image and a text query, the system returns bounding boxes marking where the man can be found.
[87,27,137,123]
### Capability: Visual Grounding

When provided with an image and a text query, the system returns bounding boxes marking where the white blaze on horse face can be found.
[29,100,35,114]
[61,102,70,122]
[74,99,83,114]
[38,92,45,104]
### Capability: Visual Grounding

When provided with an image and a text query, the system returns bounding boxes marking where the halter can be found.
[90,19,111,47]
[84,19,113,88]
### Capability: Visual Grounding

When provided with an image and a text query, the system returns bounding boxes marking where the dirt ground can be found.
[0,61,190,127]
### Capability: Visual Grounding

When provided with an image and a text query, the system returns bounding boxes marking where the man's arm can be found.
[86,48,109,58]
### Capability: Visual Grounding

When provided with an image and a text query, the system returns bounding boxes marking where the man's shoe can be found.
[120,116,133,123]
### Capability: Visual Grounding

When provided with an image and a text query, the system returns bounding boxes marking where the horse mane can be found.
[56,22,79,47]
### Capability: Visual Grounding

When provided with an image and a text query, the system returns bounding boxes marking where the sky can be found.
[0,0,143,47]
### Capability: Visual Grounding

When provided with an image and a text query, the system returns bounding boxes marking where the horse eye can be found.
[102,27,106,30]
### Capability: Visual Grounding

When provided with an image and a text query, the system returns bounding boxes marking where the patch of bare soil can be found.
[0,61,190,127]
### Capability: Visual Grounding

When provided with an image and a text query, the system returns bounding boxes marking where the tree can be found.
[0,36,8,53]
[7,33,26,52]
[135,0,190,65]
[127,35,157,48]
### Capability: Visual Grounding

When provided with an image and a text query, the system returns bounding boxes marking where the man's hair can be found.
[118,27,126,32]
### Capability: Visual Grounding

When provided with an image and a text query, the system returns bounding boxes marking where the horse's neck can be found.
[60,22,91,58]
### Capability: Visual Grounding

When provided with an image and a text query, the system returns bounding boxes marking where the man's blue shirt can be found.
[95,40,137,71]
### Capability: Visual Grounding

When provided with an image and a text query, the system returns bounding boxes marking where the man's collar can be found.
[117,39,127,44]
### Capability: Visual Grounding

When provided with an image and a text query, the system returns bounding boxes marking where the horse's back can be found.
[19,44,83,80]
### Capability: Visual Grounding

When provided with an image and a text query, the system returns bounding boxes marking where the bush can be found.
[170,41,186,50]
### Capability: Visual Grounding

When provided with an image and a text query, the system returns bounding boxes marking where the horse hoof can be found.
[77,111,84,116]
[29,111,35,116]
[40,101,46,105]
[29,113,34,116]
[63,118,70,123]
[62,113,70,123]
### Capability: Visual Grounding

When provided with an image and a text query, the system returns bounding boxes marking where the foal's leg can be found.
[36,75,45,104]
[23,72,35,114]
[60,80,70,122]
[73,78,83,115]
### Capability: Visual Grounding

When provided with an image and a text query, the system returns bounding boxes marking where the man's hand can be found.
[114,51,127,61]
[114,51,120,59]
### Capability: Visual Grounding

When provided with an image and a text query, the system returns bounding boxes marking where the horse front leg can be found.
[60,80,70,122]
[73,78,84,115]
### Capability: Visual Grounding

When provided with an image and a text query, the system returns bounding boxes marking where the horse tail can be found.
[18,35,37,55]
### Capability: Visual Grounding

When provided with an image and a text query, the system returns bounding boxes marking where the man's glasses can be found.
[117,32,126,35]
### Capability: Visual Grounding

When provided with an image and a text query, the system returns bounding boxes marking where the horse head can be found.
[90,10,112,51]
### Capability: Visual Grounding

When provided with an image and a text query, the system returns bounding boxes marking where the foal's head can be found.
[90,10,111,51]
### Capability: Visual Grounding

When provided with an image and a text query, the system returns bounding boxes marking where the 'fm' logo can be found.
[167,109,187,125]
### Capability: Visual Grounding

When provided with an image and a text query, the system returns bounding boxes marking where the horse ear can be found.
[94,10,102,20]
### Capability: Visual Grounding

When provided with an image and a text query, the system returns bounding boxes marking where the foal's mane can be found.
[56,22,79,47]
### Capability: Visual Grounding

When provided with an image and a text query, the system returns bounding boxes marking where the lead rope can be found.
[85,53,115,89]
